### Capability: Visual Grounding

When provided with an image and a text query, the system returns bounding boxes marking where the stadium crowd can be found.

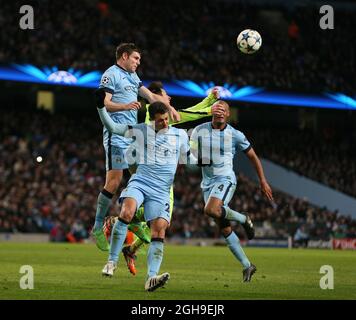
[248,127,356,198]
[1,109,355,241]
[0,0,355,94]
[171,167,356,240]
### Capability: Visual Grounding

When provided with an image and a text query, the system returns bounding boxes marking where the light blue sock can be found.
[225,232,251,269]
[108,220,128,263]
[147,240,164,279]
[223,206,246,224]
[93,190,113,230]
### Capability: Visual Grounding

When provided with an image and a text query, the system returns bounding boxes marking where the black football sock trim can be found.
[101,189,114,199]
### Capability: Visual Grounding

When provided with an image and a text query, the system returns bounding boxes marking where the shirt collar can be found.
[211,122,228,131]
[115,63,128,73]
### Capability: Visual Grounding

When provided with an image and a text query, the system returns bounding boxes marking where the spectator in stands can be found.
[293,225,310,248]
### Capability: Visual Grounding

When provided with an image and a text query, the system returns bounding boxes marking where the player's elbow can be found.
[144,91,154,104]
[104,121,115,133]
[104,98,113,110]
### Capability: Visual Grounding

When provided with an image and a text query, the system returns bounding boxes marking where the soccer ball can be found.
[236,29,262,54]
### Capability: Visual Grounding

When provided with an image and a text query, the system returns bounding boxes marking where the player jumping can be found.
[92,43,180,252]
[96,89,192,291]
[103,82,219,275]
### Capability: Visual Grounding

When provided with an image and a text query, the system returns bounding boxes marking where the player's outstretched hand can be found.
[125,102,141,110]
[261,180,274,202]
[211,87,220,99]
[169,106,181,122]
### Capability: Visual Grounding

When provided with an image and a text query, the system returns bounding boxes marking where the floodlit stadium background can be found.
[1,1,355,253]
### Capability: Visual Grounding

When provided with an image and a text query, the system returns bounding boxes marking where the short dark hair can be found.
[116,43,141,60]
[148,81,164,95]
[149,102,169,120]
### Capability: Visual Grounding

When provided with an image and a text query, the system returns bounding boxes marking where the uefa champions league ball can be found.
[237,29,262,54]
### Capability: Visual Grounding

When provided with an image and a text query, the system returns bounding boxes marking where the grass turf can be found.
[0,243,355,300]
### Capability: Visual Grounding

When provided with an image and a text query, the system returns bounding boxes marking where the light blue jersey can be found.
[97,106,189,222]
[191,122,251,190]
[119,123,189,223]
[99,64,142,151]
[125,123,190,193]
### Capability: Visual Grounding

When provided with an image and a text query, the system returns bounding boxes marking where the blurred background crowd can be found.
[0,0,355,243]
[249,127,356,198]
[0,0,355,93]
[1,109,355,242]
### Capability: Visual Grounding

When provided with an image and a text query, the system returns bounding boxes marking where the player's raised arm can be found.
[139,86,181,122]
[95,89,129,136]
[181,87,219,113]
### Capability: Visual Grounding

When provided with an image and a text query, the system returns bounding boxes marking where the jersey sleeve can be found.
[182,92,217,113]
[134,73,143,88]
[97,107,128,135]
[171,93,217,126]
[99,71,116,94]
[235,130,252,153]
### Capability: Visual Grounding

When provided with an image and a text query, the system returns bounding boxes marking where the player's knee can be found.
[150,220,168,239]
[119,209,135,224]
[221,226,232,237]
[204,205,221,218]
[151,230,166,239]
[104,174,122,193]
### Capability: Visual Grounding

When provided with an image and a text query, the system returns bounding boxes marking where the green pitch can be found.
[0,243,355,300]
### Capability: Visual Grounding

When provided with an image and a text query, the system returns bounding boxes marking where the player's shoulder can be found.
[231,127,250,146]
[227,123,244,135]
[171,126,188,137]
[195,121,211,131]
[103,65,127,78]
[101,65,119,83]
[170,126,184,134]
[103,65,118,74]
[132,71,141,81]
